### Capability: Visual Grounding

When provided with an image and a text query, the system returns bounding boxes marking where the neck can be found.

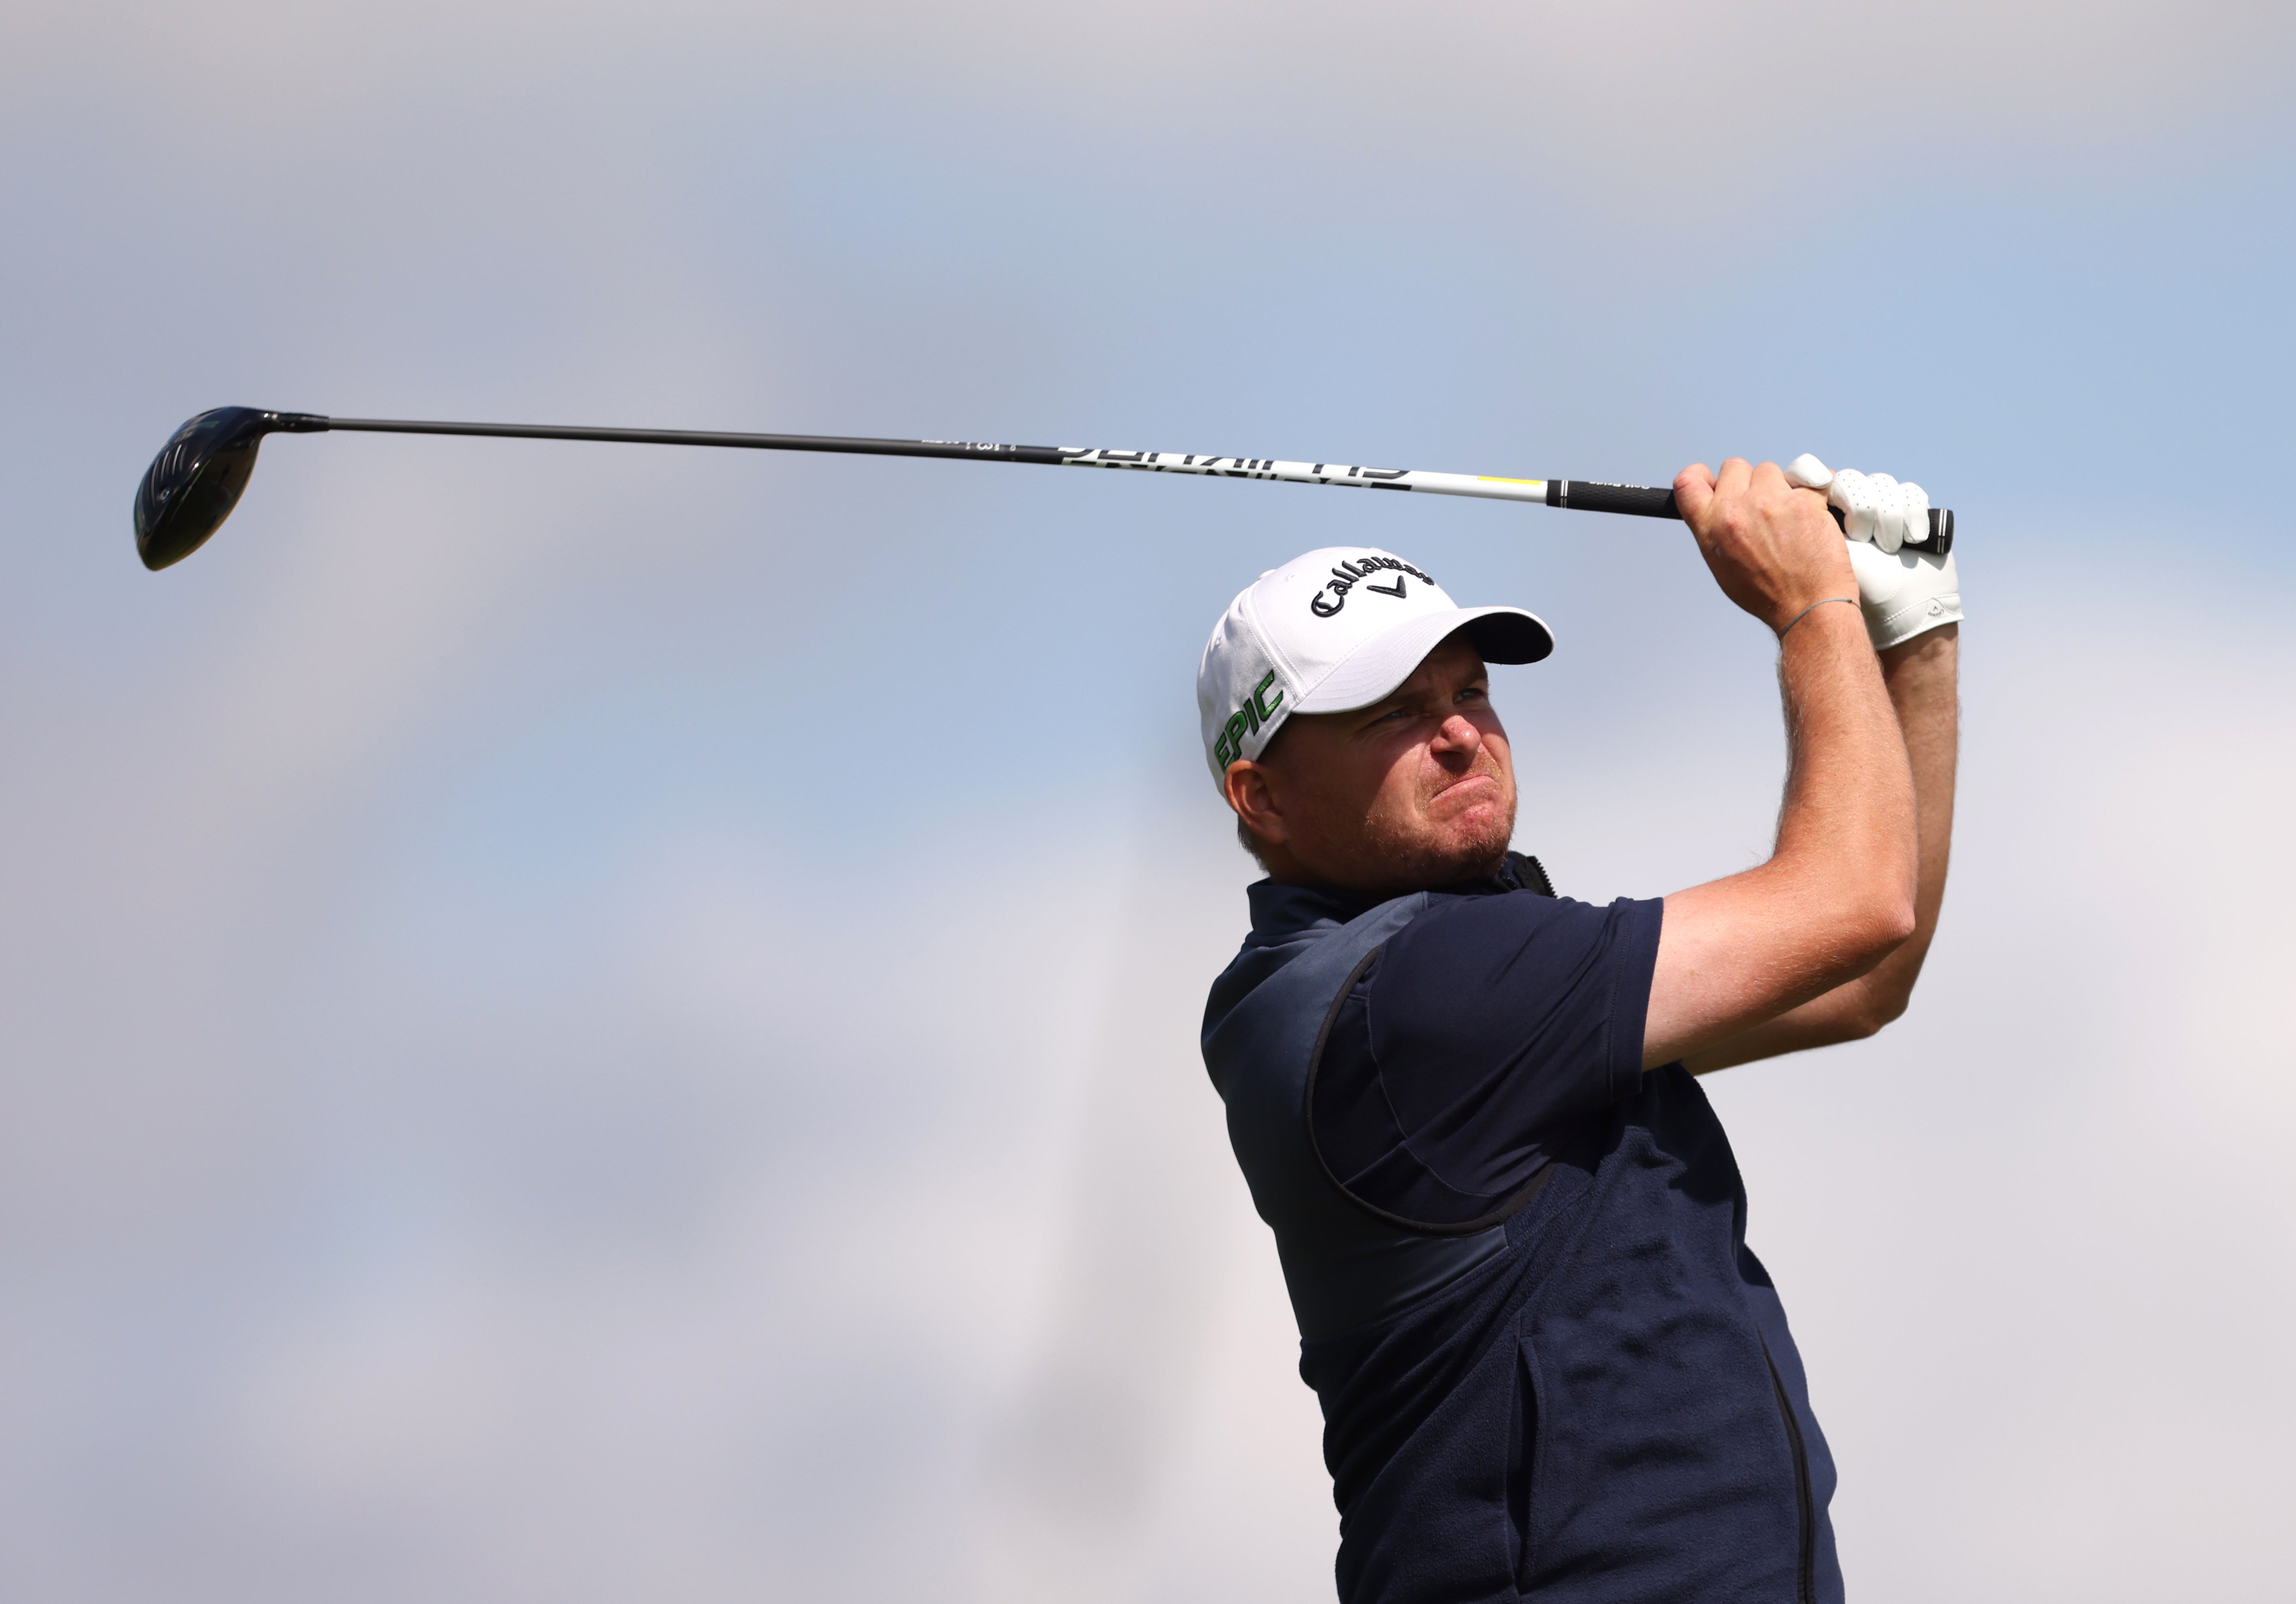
[1260,840,1510,897]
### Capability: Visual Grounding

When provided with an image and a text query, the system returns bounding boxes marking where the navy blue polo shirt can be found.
[1310,886,1662,1229]
[1201,855,1843,1603]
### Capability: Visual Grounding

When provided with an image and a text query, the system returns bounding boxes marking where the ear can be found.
[1224,760,1288,849]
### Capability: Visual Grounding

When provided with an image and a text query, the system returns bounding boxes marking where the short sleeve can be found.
[1310,891,1664,1227]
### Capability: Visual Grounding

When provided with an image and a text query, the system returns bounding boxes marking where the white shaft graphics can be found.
[1049,448,1549,503]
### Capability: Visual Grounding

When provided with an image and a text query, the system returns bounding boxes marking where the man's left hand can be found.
[1786,454,1963,650]
[1846,541,1962,651]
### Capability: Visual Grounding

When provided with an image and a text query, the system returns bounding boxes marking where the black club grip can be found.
[1548,478,1955,556]
[1923,507,1954,555]
[1545,480,1680,519]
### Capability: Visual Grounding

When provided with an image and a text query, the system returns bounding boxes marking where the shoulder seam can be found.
[1302,942,1559,1239]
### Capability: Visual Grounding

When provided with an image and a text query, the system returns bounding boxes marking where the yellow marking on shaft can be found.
[1476,476,1545,487]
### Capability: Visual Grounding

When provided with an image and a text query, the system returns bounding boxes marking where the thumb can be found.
[1673,463,1717,532]
[1783,453,1833,491]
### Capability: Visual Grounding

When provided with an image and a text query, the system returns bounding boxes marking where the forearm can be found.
[1686,625,1958,1072]
[1642,605,1917,1067]
[1774,608,1923,910]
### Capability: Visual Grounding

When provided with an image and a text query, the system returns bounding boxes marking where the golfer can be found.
[1198,455,1960,1603]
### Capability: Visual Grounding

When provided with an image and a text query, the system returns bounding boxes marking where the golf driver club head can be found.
[134,407,324,571]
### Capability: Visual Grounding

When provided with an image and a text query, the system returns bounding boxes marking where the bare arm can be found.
[1637,461,1919,1071]
[1683,623,1957,1072]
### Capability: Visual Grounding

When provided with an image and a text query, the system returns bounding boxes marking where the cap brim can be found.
[1292,605,1554,714]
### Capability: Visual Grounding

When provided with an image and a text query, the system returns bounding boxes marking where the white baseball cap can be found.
[1197,546,1553,783]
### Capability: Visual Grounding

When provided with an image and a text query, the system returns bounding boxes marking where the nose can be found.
[1430,714,1483,761]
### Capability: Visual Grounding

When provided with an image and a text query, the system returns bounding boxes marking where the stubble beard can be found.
[1360,773,1517,893]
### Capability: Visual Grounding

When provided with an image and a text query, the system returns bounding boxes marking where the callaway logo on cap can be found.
[1197,546,1553,783]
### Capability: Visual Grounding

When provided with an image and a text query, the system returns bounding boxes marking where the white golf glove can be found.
[1785,454,1962,650]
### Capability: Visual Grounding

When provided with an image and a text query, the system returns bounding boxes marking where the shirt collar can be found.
[1243,879,1385,942]
[1244,852,1540,943]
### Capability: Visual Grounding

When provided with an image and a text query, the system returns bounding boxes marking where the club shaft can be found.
[316,416,1551,500]
[306,416,1953,549]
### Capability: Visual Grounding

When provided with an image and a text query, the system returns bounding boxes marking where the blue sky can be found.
[3,3,2293,1600]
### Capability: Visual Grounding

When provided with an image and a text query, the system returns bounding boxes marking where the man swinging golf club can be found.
[1198,454,1961,1603]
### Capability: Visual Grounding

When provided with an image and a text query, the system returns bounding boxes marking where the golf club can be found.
[133,407,1957,572]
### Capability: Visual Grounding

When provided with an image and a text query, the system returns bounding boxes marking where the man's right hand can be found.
[1672,458,1858,636]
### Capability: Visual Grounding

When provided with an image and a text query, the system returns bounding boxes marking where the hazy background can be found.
[2,2,2292,1599]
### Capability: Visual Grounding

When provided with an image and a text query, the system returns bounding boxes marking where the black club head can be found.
[134,407,323,571]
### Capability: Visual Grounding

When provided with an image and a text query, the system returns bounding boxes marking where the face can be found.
[1225,635,1517,894]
